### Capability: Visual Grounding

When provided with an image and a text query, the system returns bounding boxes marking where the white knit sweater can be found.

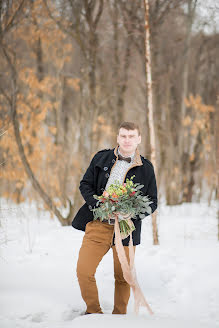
[105,147,135,190]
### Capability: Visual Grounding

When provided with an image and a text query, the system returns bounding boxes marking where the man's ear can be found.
[138,135,141,144]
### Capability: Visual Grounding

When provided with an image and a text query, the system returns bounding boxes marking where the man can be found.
[72,121,158,315]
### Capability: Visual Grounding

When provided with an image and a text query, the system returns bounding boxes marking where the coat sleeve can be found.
[79,153,100,211]
[144,165,158,217]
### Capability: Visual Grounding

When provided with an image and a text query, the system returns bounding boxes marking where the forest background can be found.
[0,0,218,229]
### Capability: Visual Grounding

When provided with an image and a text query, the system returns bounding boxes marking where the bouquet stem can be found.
[119,219,135,240]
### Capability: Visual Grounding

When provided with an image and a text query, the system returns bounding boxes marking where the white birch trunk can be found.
[144,0,159,245]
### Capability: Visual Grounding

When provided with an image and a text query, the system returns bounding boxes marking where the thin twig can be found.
[0,129,9,137]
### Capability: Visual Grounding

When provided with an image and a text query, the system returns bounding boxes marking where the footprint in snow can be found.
[62,308,83,321]
[20,312,47,322]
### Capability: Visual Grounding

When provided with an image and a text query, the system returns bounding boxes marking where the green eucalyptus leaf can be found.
[145,206,152,214]
[135,184,144,190]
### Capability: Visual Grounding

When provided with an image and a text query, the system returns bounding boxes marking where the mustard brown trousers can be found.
[76,220,136,314]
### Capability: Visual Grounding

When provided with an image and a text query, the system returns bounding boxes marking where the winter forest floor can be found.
[0,199,218,328]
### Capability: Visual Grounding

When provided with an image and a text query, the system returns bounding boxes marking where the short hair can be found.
[118,122,141,136]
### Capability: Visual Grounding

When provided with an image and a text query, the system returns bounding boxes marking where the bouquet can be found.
[92,175,153,239]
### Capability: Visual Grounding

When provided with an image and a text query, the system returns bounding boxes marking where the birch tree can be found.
[144,0,159,245]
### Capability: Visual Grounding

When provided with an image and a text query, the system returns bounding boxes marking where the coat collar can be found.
[113,145,143,166]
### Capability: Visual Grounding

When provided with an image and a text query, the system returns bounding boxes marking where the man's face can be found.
[117,128,141,155]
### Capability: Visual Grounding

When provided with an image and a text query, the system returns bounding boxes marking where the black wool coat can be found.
[72,145,158,246]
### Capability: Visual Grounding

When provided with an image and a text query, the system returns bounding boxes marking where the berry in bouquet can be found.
[92,175,153,239]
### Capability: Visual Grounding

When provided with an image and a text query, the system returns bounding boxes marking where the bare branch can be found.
[94,0,104,30]
[42,0,87,57]
[3,0,26,35]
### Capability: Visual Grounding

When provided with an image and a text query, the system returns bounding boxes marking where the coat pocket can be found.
[72,203,94,231]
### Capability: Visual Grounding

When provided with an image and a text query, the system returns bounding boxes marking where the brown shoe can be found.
[84,311,91,315]
[84,310,103,315]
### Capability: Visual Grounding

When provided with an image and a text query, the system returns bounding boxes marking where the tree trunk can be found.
[11,101,72,225]
[179,0,197,202]
[1,43,73,226]
[144,0,159,245]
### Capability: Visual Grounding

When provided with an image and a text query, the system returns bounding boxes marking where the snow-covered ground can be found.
[0,199,218,328]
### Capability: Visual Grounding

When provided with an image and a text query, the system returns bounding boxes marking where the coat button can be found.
[101,188,104,192]
[112,159,115,163]
[105,173,110,178]
[104,166,108,171]
[88,205,92,210]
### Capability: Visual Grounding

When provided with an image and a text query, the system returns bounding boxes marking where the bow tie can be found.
[118,154,131,163]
